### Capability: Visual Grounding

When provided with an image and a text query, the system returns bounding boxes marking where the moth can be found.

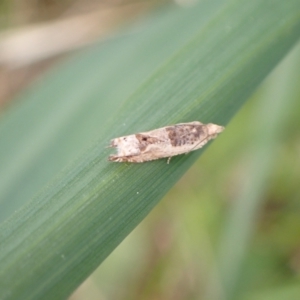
[108,121,224,163]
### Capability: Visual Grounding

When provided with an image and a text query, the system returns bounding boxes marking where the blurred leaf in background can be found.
[0,0,300,299]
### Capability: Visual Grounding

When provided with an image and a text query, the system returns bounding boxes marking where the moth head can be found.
[206,123,225,135]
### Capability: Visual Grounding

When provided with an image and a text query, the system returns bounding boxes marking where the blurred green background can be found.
[1,1,300,300]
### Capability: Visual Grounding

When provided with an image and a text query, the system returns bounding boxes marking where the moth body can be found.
[108,121,224,163]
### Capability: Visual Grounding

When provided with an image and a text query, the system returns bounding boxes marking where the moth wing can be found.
[135,133,165,145]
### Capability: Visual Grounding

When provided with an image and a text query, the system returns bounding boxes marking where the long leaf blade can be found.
[0,0,300,299]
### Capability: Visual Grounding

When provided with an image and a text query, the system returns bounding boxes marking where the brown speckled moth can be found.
[108,121,224,163]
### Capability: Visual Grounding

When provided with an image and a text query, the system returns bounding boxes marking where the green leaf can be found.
[0,0,300,299]
[214,45,300,300]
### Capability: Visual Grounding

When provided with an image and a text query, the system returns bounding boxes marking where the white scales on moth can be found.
[108,121,224,163]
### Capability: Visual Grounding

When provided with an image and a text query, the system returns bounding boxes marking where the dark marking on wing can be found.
[166,124,206,147]
[135,134,162,151]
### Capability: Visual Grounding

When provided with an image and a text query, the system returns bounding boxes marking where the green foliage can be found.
[0,0,300,299]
